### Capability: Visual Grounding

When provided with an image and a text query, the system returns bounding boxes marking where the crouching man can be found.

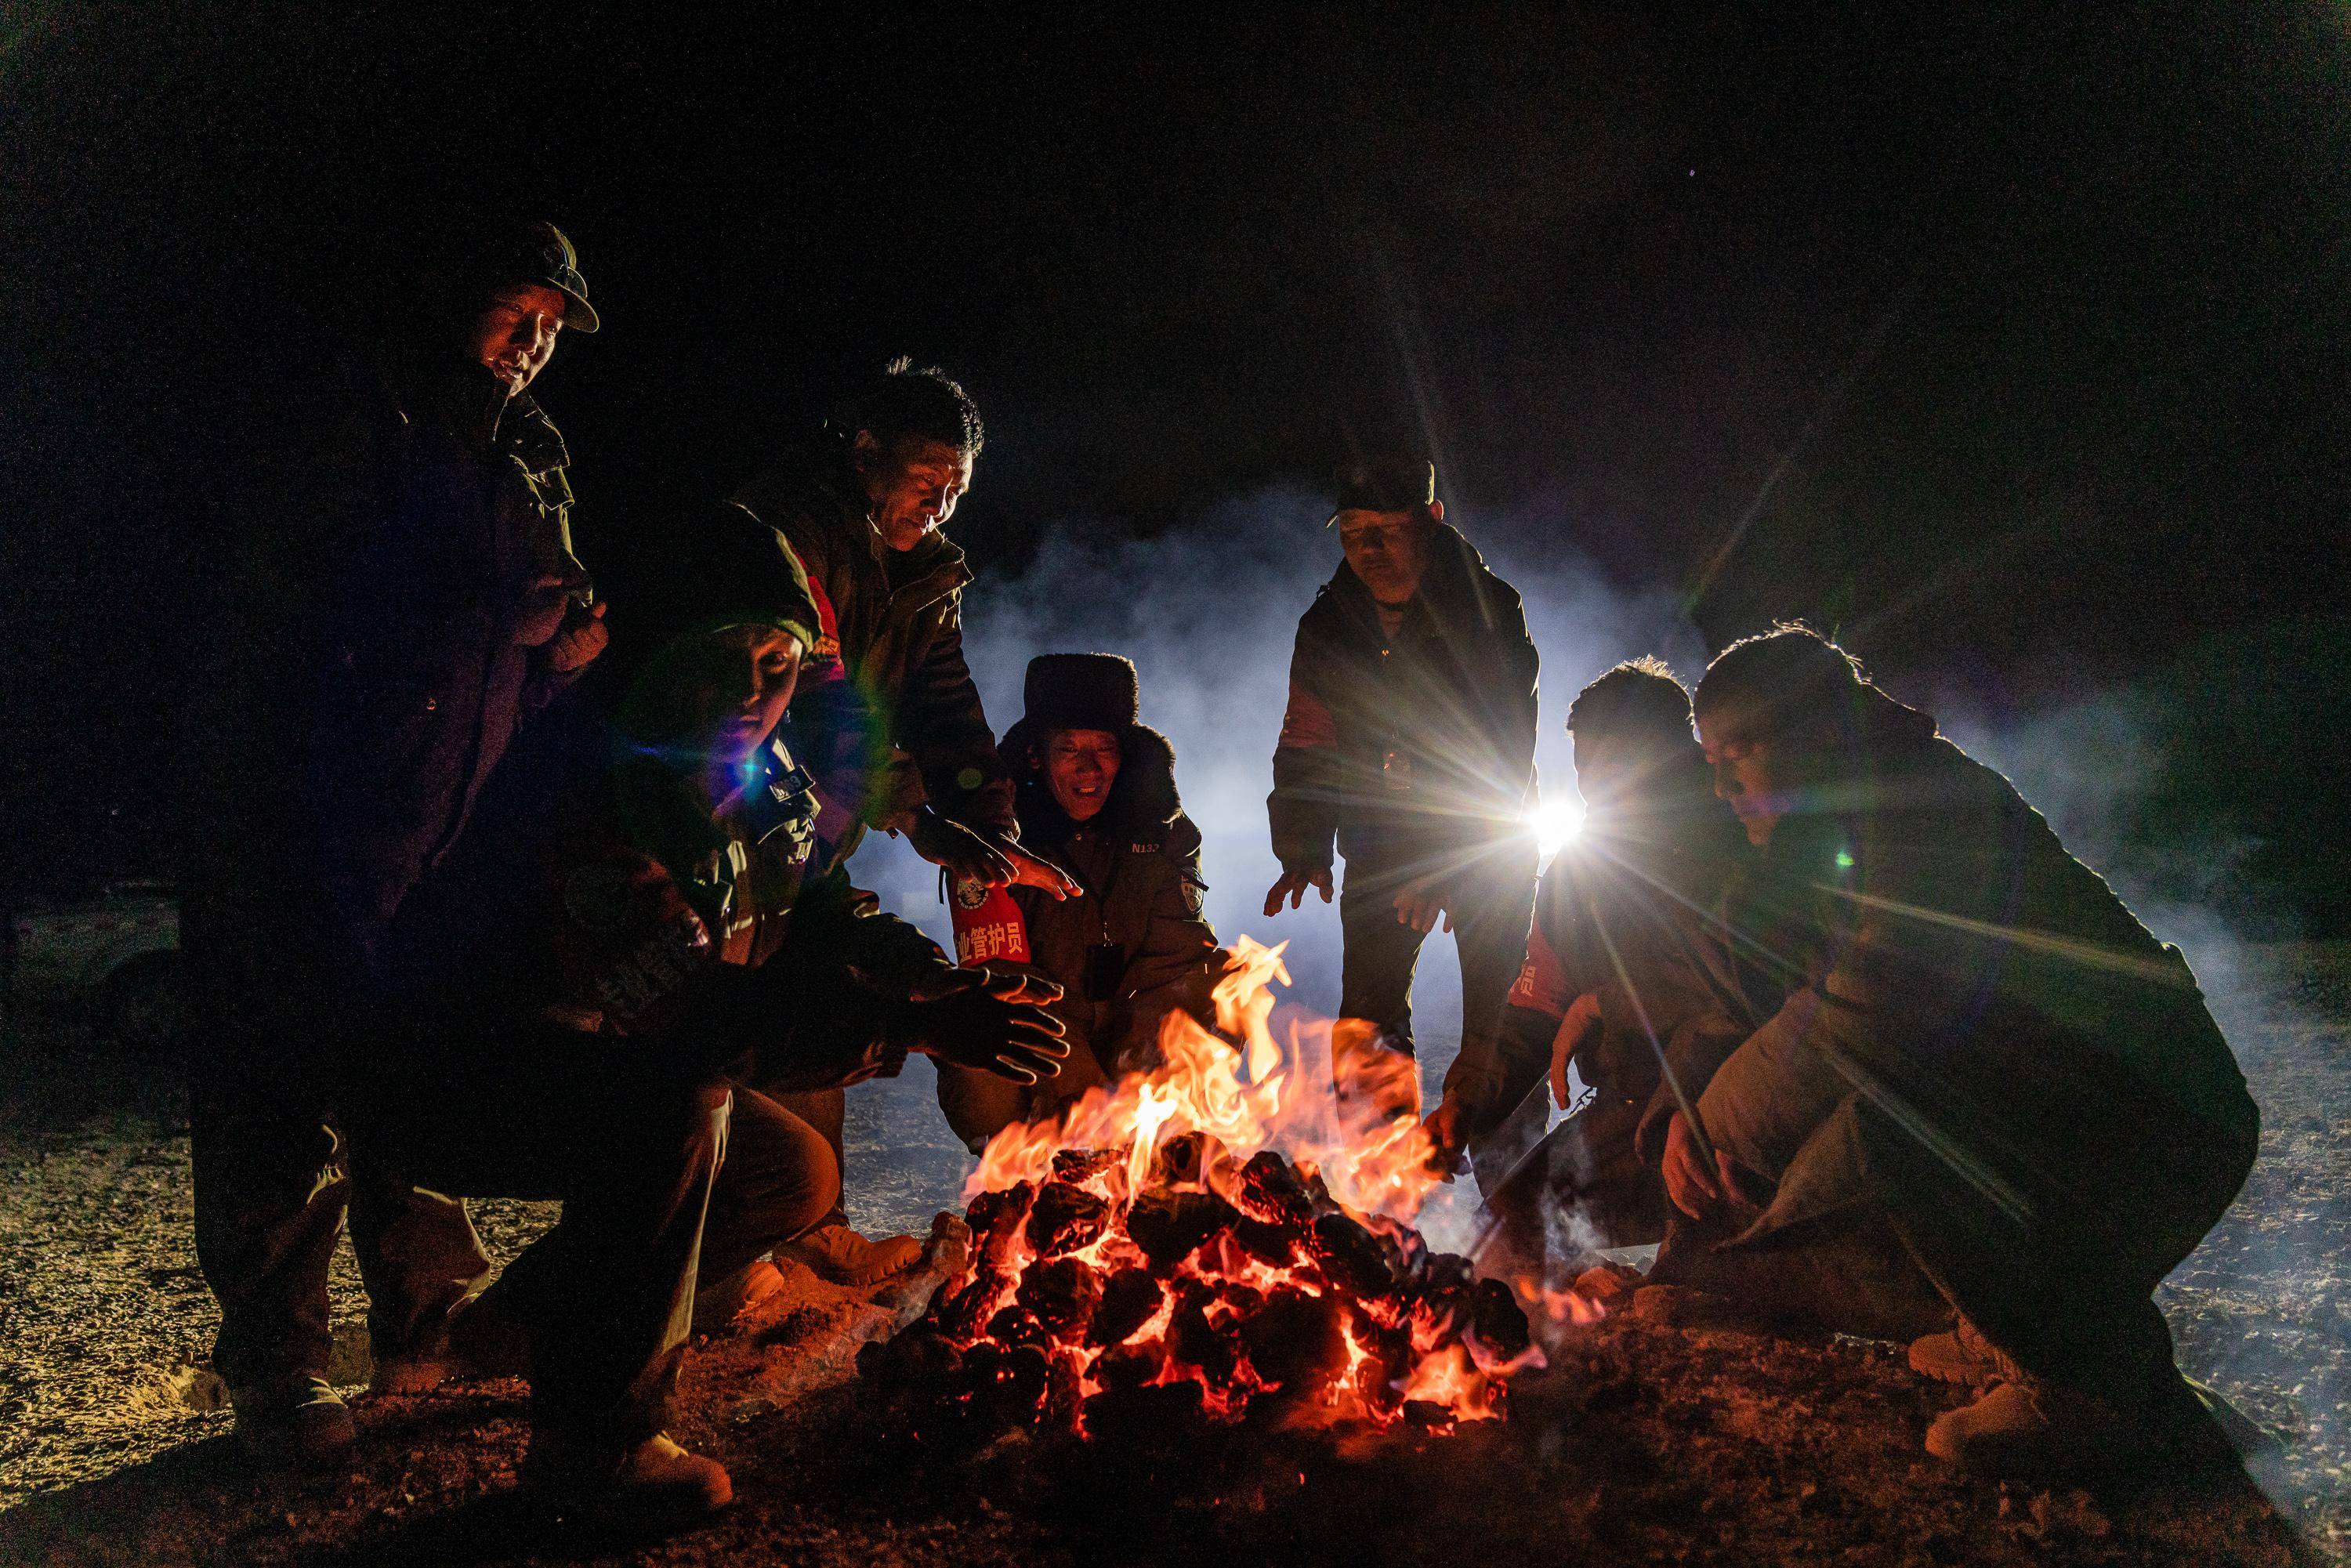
[1666,625,2257,1481]
[365,527,1064,1524]
[936,654,1222,1150]
[1422,660,1750,1273]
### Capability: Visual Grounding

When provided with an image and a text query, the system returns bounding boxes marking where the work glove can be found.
[889,965,1070,1084]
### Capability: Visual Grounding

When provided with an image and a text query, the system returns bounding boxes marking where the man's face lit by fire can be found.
[1041,727,1122,823]
[854,432,974,553]
[1697,714,1811,848]
[1337,505,1437,607]
[467,283,567,396]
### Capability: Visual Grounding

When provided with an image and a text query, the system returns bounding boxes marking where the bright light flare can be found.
[1526,798,1585,860]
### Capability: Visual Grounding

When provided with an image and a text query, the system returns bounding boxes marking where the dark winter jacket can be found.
[995,718,1219,1083]
[732,434,1016,846]
[1445,763,1752,1137]
[1696,686,2256,1193]
[382,697,950,1095]
[307,369,591,947]
[1268,523,1540,871]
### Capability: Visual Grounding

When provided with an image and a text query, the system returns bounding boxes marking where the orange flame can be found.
[967,936,1446,1223]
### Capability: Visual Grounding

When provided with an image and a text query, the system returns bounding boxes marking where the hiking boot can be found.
[1907,1315,2022,1387]
[525,1431,732,1530]
[372,1290,531,1394]
[692,1258,788,1336]
[780,1224,923,1287]
[1925,1378,2146,1483]
[230,1378,357,1465]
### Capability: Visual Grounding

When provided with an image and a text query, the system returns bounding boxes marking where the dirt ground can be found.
[1,943,2345,1566]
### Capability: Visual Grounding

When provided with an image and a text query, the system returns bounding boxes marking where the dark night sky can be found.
[4,4,2348,916]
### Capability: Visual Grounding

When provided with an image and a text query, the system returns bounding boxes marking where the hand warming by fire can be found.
[862,939,1541,1440]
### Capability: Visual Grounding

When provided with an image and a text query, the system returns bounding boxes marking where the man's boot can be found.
[691,1258,788,1336]
[373,1287,531,1393]
[780,1224,922,1287]
[524,1431,732,1529]
[231,1377,357,1465]
[1907,1314,2020,1387]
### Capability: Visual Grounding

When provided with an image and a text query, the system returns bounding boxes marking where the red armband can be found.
[947,875,1031,966]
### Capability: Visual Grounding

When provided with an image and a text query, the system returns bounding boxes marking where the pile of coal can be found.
[857,1136,1534,1448]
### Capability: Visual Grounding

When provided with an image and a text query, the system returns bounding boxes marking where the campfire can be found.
[862,939,1541,1444]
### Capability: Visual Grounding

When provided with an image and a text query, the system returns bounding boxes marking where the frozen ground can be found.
[0,943,2343,1565]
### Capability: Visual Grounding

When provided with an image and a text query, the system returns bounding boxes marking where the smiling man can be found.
[728,360,1074,1283]
[933,654,1222,1150]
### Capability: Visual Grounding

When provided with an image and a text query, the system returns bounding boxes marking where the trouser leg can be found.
[183,895,347,1395]
[933,1063,1030,1154]
[701,1087,841,1284]
[346,1153,492,1363]
[1451,849,1539,1193]
[771,1087,848,1230]
[189,1068,347,1392]
[1338,860,1428,1050]
[353,1037,731,1448]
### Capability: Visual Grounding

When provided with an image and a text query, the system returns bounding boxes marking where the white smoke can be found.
[847,483,1707,1098]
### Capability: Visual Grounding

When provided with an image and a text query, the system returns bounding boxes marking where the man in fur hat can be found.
[934,654,1223,1149]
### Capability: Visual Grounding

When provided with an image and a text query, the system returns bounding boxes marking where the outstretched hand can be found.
[544,599,610,673]
[1549,991,1603,1110]
[1262,864,1333,918]
[1418,1096,1471,1181]
[1392,875,1456,934]
[895,966,1070,1084]
[1662,1112,1761,1226]
[907,809,1018,889]
[1004,844,1080,900]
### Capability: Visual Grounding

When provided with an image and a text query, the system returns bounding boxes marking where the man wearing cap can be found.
[933,654,1223,1150]
[1262,458,1542,1188]
[184,219,610,1461]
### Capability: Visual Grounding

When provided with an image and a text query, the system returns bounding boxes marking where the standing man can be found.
[1263,456,1541,1188]
[184,220,608,1460]
[729,359,1073,1283]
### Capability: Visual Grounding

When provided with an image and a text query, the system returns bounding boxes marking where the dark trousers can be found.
[184,891,490,1394]
[770,1088,849,1233]
[346,1027,731,1446]
[933,1041,1112,1155]
[698,1085,842,1286]
[1337,840,1538,1189]
[1694,1015,2261,1393]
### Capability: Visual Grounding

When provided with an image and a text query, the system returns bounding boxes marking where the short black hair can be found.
[1567,657,1694,746]
[1693,623,1869,744]
[839,357,984,458]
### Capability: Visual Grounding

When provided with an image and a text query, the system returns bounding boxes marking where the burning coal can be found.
[861,940,1541,1443]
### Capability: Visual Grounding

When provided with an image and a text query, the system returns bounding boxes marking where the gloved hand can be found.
[890,966,1070,1084]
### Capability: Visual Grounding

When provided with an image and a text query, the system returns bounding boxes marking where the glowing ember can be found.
[862,938,1543,1442]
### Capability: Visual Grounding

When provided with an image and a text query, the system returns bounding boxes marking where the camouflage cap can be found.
[1325,454,1436,524]
[473,219,600,334]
